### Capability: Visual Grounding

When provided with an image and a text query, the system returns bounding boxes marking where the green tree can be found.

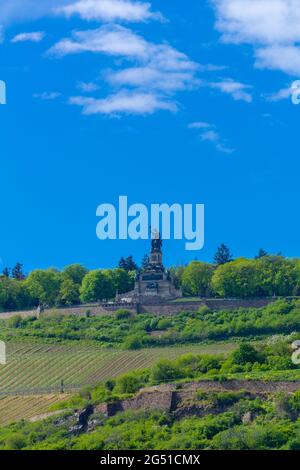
[255,256,296,297]
[62,264,88,285]
[11,263,25,281]
[255,248,268,259]
[118,256,138,272]
[214,244,233,265]
[80,270,115,303]
[181,261,214,297]
[168,266,185,290]
[211,258,259,298]
[0,277,33,311]
[2,267,10,278]
[58,278,80,306]
[110,268,134,295]
[25,270,61,307]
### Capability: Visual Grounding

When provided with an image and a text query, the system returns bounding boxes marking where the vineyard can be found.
[0,341,236,395]
[0,395,69,426]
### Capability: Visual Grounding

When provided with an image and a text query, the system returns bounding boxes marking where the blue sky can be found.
[0,0,300,272]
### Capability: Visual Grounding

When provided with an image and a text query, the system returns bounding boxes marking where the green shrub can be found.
[151,360,182,384]
[7,315,23,328]
[122,335,143,350]
[115,309,132,320]
[156,318,172,330]
[5,434,27,450]
[232,344,264,365]
[115,372,144,395]
[265,299,293,315]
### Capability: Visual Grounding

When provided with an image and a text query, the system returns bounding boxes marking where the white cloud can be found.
[48,25,149,58]
[77,81,99,92]
[1,2,202,118]
[48,25,198,72]
[255,45,300,76]
[49,24,199,115]
[11,31,45,43]
[0,0,68,25]
[33,91,62,100]
[212,0,300,76]
[69,90,177,115]
[201,129,219,142]
[188,121,212,129]
[0,0,162,27]
[189,121,234,154]
[198,63,228,72]
[106,66,198,92]
[212,0,300,45]
[263,85,293,102]
[209,79,253,102]
[56,0,163,23]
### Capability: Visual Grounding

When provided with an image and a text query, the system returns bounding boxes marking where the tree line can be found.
[1,246,300,311]
[0,262,135,312]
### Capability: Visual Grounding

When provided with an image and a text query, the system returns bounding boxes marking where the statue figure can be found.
[151,229,162,252]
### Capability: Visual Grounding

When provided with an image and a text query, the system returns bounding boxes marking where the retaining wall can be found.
[95,380,300,418]
[0,298,277,320]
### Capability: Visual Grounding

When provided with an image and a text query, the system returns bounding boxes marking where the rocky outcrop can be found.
[27,379,300,436]
[94,380,300,419]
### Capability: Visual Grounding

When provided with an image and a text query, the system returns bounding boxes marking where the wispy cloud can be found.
[188,121,212,129]
[48,25,149,58]
[33,91,61,100]
[263,85,293,102]
[0,0,162,27]
[0,0,66,26]
[198,63,228,72]
[105,66,199,93]
[76,81,100,92]
[69,91,177,116]
[208,79,253,102]
[56,0,163,23]
[212,0,300,76]
[11,31,45,43]
[49,24,199,116]
[189,121,235,154]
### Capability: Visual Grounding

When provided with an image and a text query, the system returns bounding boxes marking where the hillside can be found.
[0,300,300,449]
[1,338,300,450]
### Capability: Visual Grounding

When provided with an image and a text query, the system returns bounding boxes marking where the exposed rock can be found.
[242,411,254,424]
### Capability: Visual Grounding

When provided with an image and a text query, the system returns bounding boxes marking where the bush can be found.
[115,373,144,395]
[5,434,27,450]
[156,318,172,330]
[265,300,293,315]
[7,315,23,328]
[231,344,264,365]
[115,309,132,320]
[122,335,143,350]
[197,306,212,315]
[151,360,182,384]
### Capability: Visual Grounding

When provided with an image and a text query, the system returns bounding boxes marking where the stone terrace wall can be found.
[0,303,137,319]
[0,298,276,320]
[139,298,274,316]
[0,310,38,319]
[95,380,300,418]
